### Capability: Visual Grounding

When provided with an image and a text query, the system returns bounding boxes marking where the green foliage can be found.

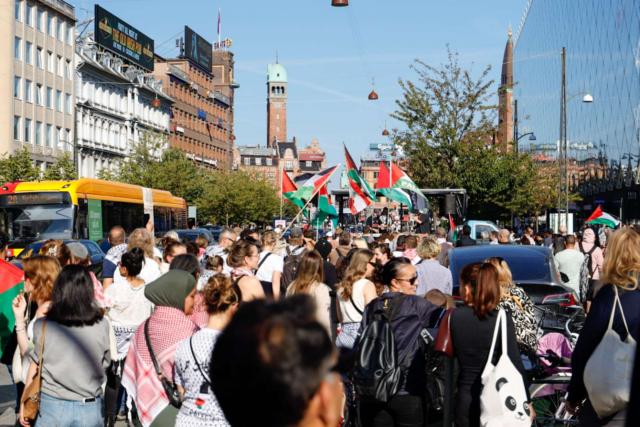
[0,148,41,183]
[43,152,77,181]
[391,46,554,219]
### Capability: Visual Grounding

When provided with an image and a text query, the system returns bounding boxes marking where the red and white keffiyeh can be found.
[230,267,255,279]
[187,293,209,327]
[122,307,199,427]
[90,271,113,308]
[402,249,421,265]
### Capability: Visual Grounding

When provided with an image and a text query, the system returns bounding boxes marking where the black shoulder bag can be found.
[144,320,182,408]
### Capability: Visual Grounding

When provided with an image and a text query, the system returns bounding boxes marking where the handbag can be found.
[20,319,46,421]
[434,307,456,357]
[480,310,530,427]
[584,285,637,417]
[144,320,182,409]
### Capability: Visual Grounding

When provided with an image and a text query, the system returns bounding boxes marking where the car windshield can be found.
[454,252,551,282]
[3,205,73,242]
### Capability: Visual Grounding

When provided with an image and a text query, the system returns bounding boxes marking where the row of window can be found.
[187,64,214,89]
[14,77,72,114]
[15,0,73,45]
[172,109,226,140]
[169,80,227,122]
[173,134,228,162]
[15,38,72,78]
[13,116,71,150]
[80,116,127,149]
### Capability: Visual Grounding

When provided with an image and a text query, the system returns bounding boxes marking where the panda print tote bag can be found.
[480,310,530,427]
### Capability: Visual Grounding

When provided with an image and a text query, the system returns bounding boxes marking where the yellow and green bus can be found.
[0,178,186,256]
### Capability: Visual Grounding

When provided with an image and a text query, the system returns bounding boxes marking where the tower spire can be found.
[276,50,279,64]
[508,23,512,38]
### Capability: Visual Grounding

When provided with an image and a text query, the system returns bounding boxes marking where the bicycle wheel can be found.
[530,375,578,427]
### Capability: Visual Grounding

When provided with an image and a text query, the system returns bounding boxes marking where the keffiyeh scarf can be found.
[106,243,128,265]
[122,307,199,427]
[230,267,255,279]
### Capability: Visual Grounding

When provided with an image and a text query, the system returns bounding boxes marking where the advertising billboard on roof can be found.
[94,5,155,71]
[184,26,212,72]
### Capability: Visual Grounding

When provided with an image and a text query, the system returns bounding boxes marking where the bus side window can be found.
[77,200,89,240]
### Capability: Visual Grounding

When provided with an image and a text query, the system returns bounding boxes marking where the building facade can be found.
[1,0,77,171]
[152,56,233,171]
[75,38,172,178]
[212,50,238,172]
[512,0,640,224]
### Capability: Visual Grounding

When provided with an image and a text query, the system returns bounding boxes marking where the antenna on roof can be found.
[276,50,279,64]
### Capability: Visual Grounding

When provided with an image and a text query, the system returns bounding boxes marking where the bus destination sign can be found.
[0,193,70,206]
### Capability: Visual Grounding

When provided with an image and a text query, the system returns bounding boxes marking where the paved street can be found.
[0,365,17,427]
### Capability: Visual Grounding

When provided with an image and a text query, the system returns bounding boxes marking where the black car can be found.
[11,239,106,279]
[169,230,215,246]
[448,245,581,330]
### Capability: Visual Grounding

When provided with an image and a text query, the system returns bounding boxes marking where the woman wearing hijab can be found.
[122,270,199,427]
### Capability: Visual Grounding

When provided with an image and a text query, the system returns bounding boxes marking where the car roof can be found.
[449,244,555,286]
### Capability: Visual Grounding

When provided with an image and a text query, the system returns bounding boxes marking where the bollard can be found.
[442,355,455,427]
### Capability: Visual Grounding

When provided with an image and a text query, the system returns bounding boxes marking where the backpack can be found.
[352,294,410,403]
[578,243,597,303]
[281,248,308,294]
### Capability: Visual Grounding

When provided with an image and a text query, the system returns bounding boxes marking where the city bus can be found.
[0,178,186,257]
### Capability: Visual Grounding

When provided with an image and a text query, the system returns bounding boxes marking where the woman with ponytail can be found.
[450,262,532,427]
[174,275,242,427]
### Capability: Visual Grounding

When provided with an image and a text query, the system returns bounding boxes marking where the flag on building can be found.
[0,260,24,358]
[282,172,304,209]
[313,185,339,229]
[344,145,375,214]
[585,205,620,228]
[375,162,426,212]
[289,165,340,202]
[217,8,221,35]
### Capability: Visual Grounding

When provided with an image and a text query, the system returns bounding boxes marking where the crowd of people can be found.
[0,216,638,427]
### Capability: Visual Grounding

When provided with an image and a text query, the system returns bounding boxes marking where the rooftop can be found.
[267,63,287,83]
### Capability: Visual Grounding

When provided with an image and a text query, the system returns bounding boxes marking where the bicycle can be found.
[529,308,584,427]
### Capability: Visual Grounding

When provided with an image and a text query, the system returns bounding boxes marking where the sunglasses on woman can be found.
[396,276,418,285]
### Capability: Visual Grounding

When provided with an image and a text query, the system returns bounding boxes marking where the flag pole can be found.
[280,166,283,220]
[388,157,392,231]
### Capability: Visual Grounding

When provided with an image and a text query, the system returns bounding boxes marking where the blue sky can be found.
[72,0,528,184]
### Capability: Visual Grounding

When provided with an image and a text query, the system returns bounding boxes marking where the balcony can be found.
[167,65,190,84]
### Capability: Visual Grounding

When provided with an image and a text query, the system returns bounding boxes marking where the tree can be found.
[0,148,41,183]
[42,152,77,181]
[391,46,549,219]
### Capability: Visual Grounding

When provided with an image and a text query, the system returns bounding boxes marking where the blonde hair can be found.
[128,228,155,259]
[23,255,61,303]
[261,231,277,248]
[352,237,369,249]
[417,236,441,260]
[339,249,374,300]
[600,229,640,291]
[484,257,514,293]
[288,251,324,296]
[195,236,208,249]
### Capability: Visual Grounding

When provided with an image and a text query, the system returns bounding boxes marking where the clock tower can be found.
[267,59,288,148]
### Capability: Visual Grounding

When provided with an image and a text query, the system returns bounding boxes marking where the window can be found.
[25,42,32,64]
[46,87,52,108]
[36,121,42,145]
[24,119,32,143]
[255,158,262,165]
[57,56,63,76]
[14,0,21,21]
[244,158,250,166]
[14,117,21,140]
[65,93,71,114]
[65,60,71,79]
[65,129,71,151]
[36,84,42,105]
[56,127,62,149]
[57,20,62,40]
[46,124,52,146]
[14,77,21,99]
[26,4,32,26]
[25,80,32,102]
[285,160,292,168]
[306,161,312,167]
[14,37,21,60]
[268,172,275,180]
[37,9,43,31]
[276,126,280,132]
[47,51,53,72]
[56,90,62,111]
[266,158,273,166]
[47,15,53,36]
[36,47,42,68]
[66,26,72,45]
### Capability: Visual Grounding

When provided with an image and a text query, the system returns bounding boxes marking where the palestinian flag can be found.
[313,185,339,229]
[289,165,340,202]
[376,162,427,212]
[586,206,620,228]
[0,260,24,359]
[344,145,375,214]
[447,213,458,243]
[282,172,305,209]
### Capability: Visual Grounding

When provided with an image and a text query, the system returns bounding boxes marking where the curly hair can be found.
[202,274,242,315]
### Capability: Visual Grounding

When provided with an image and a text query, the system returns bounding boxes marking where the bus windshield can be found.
[2,204,73,242]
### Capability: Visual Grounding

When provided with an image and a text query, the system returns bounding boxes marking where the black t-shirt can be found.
[416,213,430,234]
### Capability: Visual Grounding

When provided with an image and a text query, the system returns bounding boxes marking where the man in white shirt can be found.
[554,235,585,298]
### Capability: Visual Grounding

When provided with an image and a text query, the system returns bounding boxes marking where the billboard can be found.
[95,5,155,71]
[184,26,212,71]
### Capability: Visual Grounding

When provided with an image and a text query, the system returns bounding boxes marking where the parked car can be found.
[11,239,106,279]
[167,229,215,246]
[448,245,580,331]
[199,225,223,243]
